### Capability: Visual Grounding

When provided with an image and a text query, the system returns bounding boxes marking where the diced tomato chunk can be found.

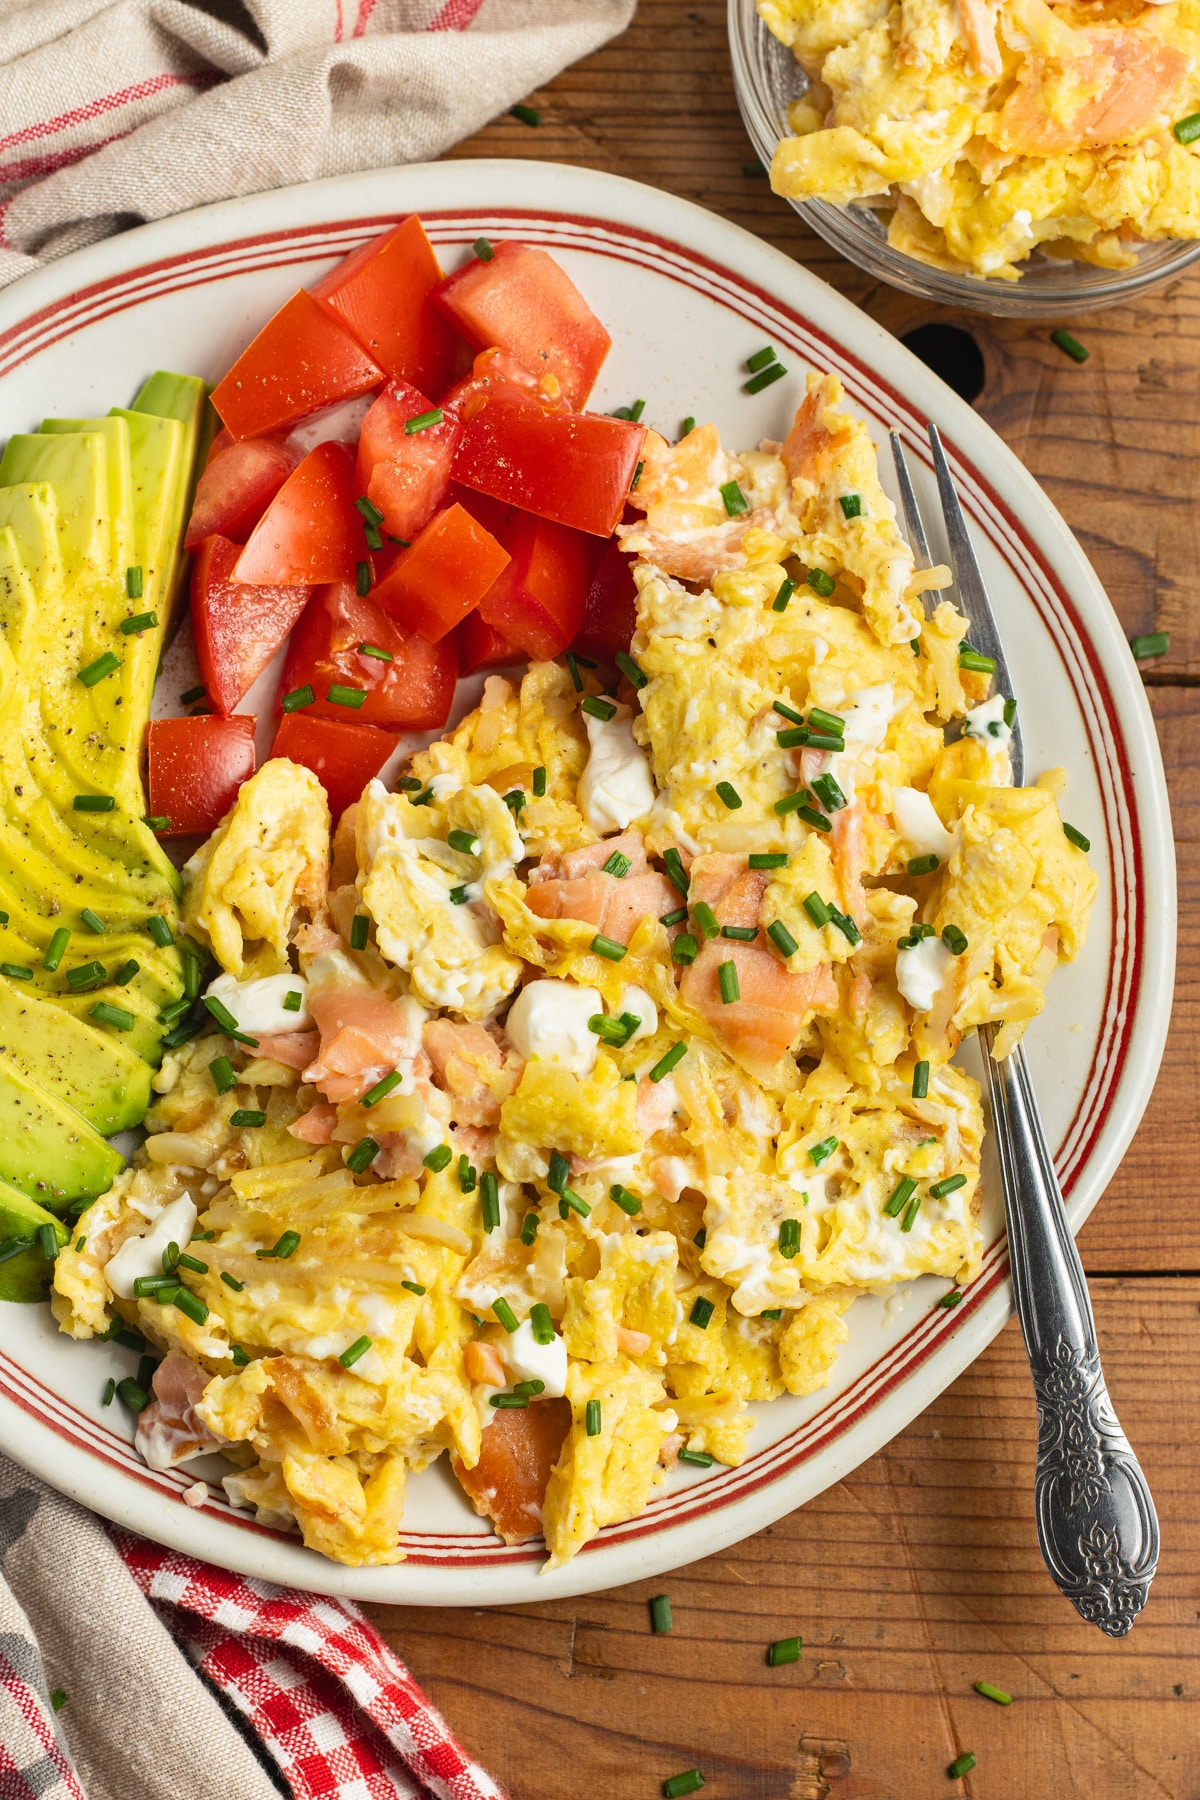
[440,345,572,421]
[310,215,461,396]
[186,436,299,549]
[460,609,522,674]
[191,534,312,716]
[574,535,638,658]
[233,441,362,587]
[478,511,595,660]
[453,399,645,538]
[146,716,256,837]
[435,241,611,409]
[372,503,511,644]
[280,580,458,731]
[356,381,461,542]
[270,713,399,820]
[211,290,382,440]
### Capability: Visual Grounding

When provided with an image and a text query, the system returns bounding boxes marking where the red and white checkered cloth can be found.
[0,1454,504,1800]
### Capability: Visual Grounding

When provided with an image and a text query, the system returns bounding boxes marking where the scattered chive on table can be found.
[365,4,1200,1791]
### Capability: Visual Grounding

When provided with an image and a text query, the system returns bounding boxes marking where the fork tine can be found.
[888,431,934,573]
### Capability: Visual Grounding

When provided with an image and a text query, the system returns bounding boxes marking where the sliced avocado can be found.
[0,484,64,612]
[130,371,210,609]
[0,1177,68,1304]
[0,1054,122,1213]
[0,973,152,1133]
[0,432,116,584]
[38,414,134,575]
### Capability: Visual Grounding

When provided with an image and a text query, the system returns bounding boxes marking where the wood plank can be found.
[369,1278,1197,1799]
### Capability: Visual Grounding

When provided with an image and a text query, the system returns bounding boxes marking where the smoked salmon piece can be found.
[526,869,678,946]
[255,1029,320,1070]
[452,1398,572,1544]
[993,29,1187,155]
[681,940,838,1079]
[135,1352,221,1471]
[422,1019,520,1125]
[782,374,855,488]
[304,986,420,1102]
[957,0,1002,79]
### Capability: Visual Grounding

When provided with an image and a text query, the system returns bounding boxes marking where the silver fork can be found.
[889,425,1159,1637]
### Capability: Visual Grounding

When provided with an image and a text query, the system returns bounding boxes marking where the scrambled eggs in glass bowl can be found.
[52,377,1096,1572]
[730,0,1200,311]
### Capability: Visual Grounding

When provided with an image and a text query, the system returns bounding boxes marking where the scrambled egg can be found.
[761,0,1200,277]
[54,375,1095,1571]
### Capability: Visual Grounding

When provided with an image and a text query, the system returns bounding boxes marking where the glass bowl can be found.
[728,0,1200,316]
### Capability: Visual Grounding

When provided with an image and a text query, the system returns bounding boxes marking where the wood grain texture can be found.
[379,4,1200,1792]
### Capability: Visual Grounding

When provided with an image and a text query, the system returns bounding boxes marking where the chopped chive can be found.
[340,1335,372,1368]
[473,235,495,260]
[180,685,206,706]
[838,493,862,520]
[911,637,922,656]
[693,1226,706,1249]
[681,416,696,435]
[719,480,748,517]
[449,884,470,905]
[581,694,617,722]
[958,644,995,674]
[829,908,861,948]
[798,803,833,832]
[65,960,105,990]
[1174,110,1200,143]
[520,1213,539,1246]
[671,932,698,965]
[722,925,757,941]
[767,920,797,958]
[176,1252,207,1275]
[930,1173,967,1199]
[355,495,385,526]
[75,1236,85,1252]
[510,102,542,125]
[364,522,383,551]
[203,994,240,1033]
[161,1021,203,1048]
[1063,822,1090,852]
[912,1060,930,1100]
[147,915,173,948]
[529,1301,555,1345]
[941,924,968,956]
[163,1240,180,1273]
[423,1144,453,1173]
[502,788,525,817]
[357,641,393,662]
[948,1754,976,1780]
[231,1346,249,1366]
[447,829,481,856]
[0,961,28,980]
[328,681,367,709]
[172,1287,209,1325]
[749,853,788,871]
[774,790,809,818]
[347,1136,380,1173]
[761,1309,782,1320]
[614,651,647,689]
[778,1218,800,1258]
[78,651,120,687]
[277,990,302,1016]
[610,1184,642,1216]
[692,901,719,939]
[939,1290,963,1309]
[480,1170,500,1232]
[0,1234,33,1262]
[459,1155,477,1193]
[663,847,689,896]
[73,794,114,812]
[120,610,158,636]
[36,1222,58,1261]
[715,780,743,813]
[590,1013,631,1045]
[90,1002,135,1030]
[900,1195,921,1232]
[231,1109,266,1128]
[689,1296,715,1330]
[282,684,315,712]
[209,1055,236,1094]
[361,1071,403,1108]
[677,1449,713,1468]
[800,894,832,934]
[717,961,740,1005]
[590,933,628,962]
[1131,630,1170,660]
[101,1378,116,1407]
[743,157,767,175]
[125,565,144,599]
[1003,697,1018,727]
[744,362,786,395]
[810,773,846,814]
[405,408,444,435]
[585,1398,602,1437]
[807,567,835,597]
[490,1392,528,1409]
[974,1680,1012,1705]
[768,1637,802,1666]
[349,913,370,951]
[565,650,585,691]
[512,1379,545,1399]
[809,1135,838,1166]
[116,1377,151,1414]
[532,765,547,796]
[776,727,809,749]
[746,346,776,372]
[907,853,940,876]
[221,1271,244,1291]
[396,775,423,792]
[660,906,688,927]
[602,849,632,879]
[257,1230,301,1260]
[770,577,795,614]
[559,1187,591,1219]
[649,1042,686,1082]
[1051,329,1088,364]
[651,1593,673,1634]
[884,1176,917,1219]
[807,707,845,736]
[547,1150,571,1195]
[42,927,71,971]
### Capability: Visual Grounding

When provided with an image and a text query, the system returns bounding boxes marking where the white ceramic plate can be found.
[0,160,1174,1604]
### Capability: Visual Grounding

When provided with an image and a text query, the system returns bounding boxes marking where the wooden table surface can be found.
[368,7,1200,1793]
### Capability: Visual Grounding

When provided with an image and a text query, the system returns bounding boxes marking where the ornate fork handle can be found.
[979,1023,1159,1636]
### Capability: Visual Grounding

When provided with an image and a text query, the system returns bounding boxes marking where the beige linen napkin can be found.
[0,0,636,289]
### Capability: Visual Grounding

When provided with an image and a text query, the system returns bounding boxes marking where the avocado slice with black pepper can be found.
[0,1176,69,1303]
